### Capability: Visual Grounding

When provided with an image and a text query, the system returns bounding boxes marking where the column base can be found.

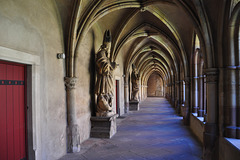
[129,100,139,111]
[67,124,80,153]
[90,114,117,138]
[125,102,129,113]
[198,110,204,117]
[192,106,198,113]
[181,105,189,125]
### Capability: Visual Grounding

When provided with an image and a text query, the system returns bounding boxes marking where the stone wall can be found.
[147,73,164,97]
[0,1,67,159]
[190,114,204,144]
[74,24,127,143]
[219,137,240,160]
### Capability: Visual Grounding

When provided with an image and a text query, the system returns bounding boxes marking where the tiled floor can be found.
[59,97,202,160]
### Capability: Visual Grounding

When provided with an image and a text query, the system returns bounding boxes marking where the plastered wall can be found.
[147,73,164,97]
[0,1,67,159]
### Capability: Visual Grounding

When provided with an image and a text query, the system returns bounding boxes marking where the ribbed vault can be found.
[62,0,215,93]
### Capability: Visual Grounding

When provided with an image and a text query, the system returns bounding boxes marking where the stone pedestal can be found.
[90,114,117,138]
[129,100,139,111]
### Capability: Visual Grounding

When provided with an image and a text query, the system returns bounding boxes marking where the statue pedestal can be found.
[129,100,139,111]
[90,114,117,138]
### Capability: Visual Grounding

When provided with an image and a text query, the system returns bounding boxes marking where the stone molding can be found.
[206,74,218,83]
[204,68,218,83]
[64,77,78,90]
[226,66,237,69]
[231,0,240,13]
[184,77,190,85]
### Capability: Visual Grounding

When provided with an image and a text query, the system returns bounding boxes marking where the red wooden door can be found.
[0,61,26,160]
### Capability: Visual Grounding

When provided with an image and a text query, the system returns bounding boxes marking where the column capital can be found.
[204,68,218,83]
[225,65,240,70]
[64,77,78,90]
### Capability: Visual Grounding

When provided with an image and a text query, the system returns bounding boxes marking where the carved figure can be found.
[131,64,139,101]
[95,30,116,117]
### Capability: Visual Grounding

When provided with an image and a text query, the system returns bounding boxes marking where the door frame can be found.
[0,46,40,160]
[115,76,121,116]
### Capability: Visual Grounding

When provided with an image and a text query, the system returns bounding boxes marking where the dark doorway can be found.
[115,80,120,115]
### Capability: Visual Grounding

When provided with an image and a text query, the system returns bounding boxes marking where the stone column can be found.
[203,75,207,120]
[198,59,204,117]
[171,77,175,105]
[179,80,183,105]
[168,83,171,100]
[192,75,198,113]
[167,82,171,101]
[182,80,186,103]
[203,68,218,160]
[224,66,237,138]
[64,77,80,153]
[175,81,180,114]
[190,76,193,113]
[237,66,240,138]
[124,82,129,113]
[198,75,204,117]
[183,77,190,125]
[179,80,184,116]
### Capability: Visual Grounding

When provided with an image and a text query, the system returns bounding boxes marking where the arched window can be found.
[195,34,200,49]
[191,33,205,117]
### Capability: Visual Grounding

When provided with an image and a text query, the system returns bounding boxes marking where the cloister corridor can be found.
[59,97,202,160]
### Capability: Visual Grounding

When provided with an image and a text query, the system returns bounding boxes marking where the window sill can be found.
[226,138,240,151]
[192,113,205,124]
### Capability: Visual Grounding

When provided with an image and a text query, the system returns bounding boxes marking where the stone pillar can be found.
[183,77,190,125]
[179,80,184,116]
[192,75,198,113]
[167,82,171,101]
[198,59,204,117]
[237,66,240,138]
[175,81,180,114]
[183,81,186,103]
[64,77,80,153]
[124,82,129,113]
[203,75,207,120]
[224,66,237,138]
[179,80,183,105]
[203,68,218,160]
[171,77,175,105]
[198,75,204,117]
[168,83,171,100]
[189,77,194,113]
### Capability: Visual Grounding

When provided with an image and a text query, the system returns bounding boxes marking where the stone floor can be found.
[59,97,202,160]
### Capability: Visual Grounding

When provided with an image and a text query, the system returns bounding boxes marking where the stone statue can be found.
[131,64,139,101]
[95,30,116,117]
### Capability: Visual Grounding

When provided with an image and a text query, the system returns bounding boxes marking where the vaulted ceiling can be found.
[56,0,214,84]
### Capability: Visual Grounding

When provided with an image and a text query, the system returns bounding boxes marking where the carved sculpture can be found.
[95,30,116,117]
[131,64,139,101]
